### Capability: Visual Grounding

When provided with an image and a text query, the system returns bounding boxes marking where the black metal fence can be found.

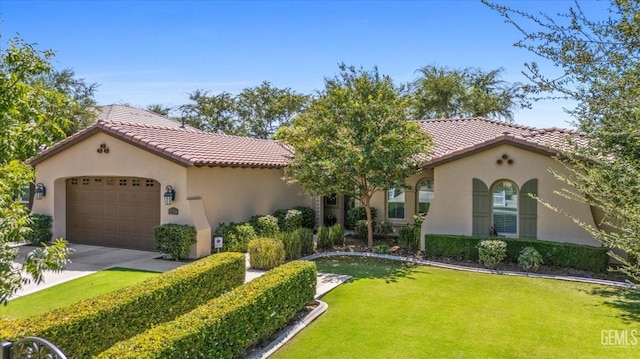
[1,337,67,359]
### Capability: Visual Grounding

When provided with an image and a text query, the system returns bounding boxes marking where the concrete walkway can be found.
[10,244,351,300]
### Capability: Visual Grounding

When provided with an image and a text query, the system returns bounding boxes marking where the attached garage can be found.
[66,176,160,250]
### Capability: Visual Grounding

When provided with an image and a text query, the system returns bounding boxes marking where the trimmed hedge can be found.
[0,253,246,358]
[213,222,257,252]
[154,223,197,260]
[24,214,52,245]
[424,235,609,272]
[96,260,317,359]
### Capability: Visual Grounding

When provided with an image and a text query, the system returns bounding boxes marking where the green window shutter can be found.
[472,178,490,236]
[519,179,538,238]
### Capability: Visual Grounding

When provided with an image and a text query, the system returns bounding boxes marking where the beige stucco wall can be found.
[421,144,600,246]
[31,132,199,253]
[32,133,315,258]
[370,169,434,228]
[186,166,313,230]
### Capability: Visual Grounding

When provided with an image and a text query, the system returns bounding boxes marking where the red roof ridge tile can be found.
[414,117,539,132]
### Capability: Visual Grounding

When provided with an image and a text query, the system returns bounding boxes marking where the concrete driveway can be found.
[11,243,187,299]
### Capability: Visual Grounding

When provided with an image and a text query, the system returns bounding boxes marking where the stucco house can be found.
[28,105,313,258]
[28,105,601,258]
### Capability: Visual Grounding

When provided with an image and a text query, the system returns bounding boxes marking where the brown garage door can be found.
[66,177,160,251]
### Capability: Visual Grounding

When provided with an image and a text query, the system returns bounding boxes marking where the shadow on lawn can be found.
[314,256,418,284]
[588,286,640,324]
[106,267,160,274]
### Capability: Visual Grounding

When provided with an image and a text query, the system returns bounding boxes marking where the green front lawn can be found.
[274,257,640,359]
[0,267,159,319]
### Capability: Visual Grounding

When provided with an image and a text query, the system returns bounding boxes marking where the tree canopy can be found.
[0,36,78,303]
[277,64,433,247]
[181,81,308,139]
[486,0,640,279]
[409,65,528,121]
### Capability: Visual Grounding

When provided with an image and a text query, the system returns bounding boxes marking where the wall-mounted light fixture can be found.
[164,185,176,205]
[34,183,46,200]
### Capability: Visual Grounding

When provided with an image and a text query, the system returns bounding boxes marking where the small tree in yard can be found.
[278,64,433,248]
[0,37,83,304]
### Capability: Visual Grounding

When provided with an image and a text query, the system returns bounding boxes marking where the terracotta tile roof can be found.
[416,117,587,166]
[29,109,586,169]
[97,104,194,129]
[28,121,293,168]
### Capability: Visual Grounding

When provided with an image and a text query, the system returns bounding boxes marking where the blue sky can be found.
[0,1,608,129]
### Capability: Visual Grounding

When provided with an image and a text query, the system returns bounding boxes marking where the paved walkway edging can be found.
[303,251,637,289]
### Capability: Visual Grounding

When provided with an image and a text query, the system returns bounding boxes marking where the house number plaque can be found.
[168,207,179,215]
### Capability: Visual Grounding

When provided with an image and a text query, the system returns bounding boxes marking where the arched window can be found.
[492,180,518,235]
[416,179,434,216]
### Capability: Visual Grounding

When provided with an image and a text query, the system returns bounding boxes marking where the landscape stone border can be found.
[304,251,638,289]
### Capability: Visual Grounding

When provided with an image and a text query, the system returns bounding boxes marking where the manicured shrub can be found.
[1,253,246,359]
[424,235,481,260]
[373,244,390,254]
[96,261,317,359]
[248,238,285,270]
[347,206,377,228]
[354,220,369,239]
[294,206,317,230]
[376,220,393,237]
[278,231,302,260]
[399,226,420,252]
[24,214,52,245]
[317,226,332,250]
[329,223,345,246]
[272,208,289,231]
[213,222,257,252]
[518,246,544,272]
[283,209,303,232]
[255,215,280,238]
[427,235,609,272]
[154,224,197,260]
[503,237,609,272]
[295,227,315,256]
[478,240,507,269]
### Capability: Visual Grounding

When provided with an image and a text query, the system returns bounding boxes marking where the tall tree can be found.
[277,64,433,248]
[235,81,309,139]
[410,65,528,121]
[0,36,74,303]
[146,103,173,117]
[180,83,308,138]
[44,68,99,133]
[180,90,238,134]
[485,0,640,278]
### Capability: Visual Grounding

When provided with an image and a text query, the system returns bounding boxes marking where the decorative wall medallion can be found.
[97,143,110,154]
[497,153,514,165]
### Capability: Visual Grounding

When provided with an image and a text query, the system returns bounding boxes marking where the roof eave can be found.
[421,136,560,169]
